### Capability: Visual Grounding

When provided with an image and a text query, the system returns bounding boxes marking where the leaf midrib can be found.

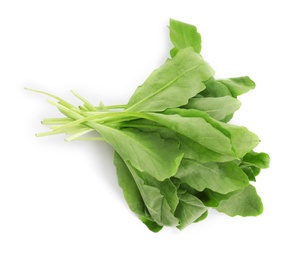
[126,64,201,111]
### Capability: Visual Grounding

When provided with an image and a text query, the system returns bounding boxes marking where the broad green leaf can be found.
[202,188,246,207]
[155,108,259,158]
[218,76,255,98]
[242,151,270,169]
[178,183,221,208]
[125,162,179,227]
[201,76,255,98]
[175,191,207,230]
[201,77,232,97]
[113,151,145,215]
[215,185,263,217]
[132,166,179,214]
[93,123,183,181]
[126,47,214,112]
[176,134,237,163]
[117,118,236,162]
[169,19,201,57]
[176,159,249,194]
[176,108,259,157]
[114,151,178,230]
[140,185,179,226]
[184,96,241,121]
[114,152,162,232]
[221,123,260,158]
[144,110,235,157]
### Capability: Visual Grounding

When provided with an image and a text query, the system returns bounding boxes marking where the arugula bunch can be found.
[29,19,270,232]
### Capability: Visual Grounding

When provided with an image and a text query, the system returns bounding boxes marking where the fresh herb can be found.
[28,19,270,232]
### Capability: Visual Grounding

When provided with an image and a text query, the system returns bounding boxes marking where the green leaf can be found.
[175,191,207,230]
[145,109,235,157]
[201,76,255,98]
[117,118,236,163]
[113,151,146,215]
[201,77,232,97]
[126,47,214,112]
[251,166,261,177]
[139,215,163,233]
[153,108,259,158]
[114,151,179,229]
[169,19,201,57]
[240,165,257,182]
[218,76,256,98]
[221,123,260,158]
[94,124,183,181]
[215,185,263,217]
[124,162,179,227]
[176,159,249,194]
[140,185,179,226]
[176,134,237,163]
[242,151,270,169]
[114,151,162,232]
[184,96,241,121]
[193,210,208,223]
[201,190,224,207]
[133,166,179,214]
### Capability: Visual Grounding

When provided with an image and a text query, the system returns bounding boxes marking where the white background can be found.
[1,0,306,259]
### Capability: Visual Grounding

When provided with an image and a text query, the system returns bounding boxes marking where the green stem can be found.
[41,118,73,125]
[65,129,94,142]
[99,101,110,112]
[71,137,105,141]
[48,99,83,120]
[105,104,127,110]
[28,88,164,140]
[71,90,99,112]
[25,88,80,114]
